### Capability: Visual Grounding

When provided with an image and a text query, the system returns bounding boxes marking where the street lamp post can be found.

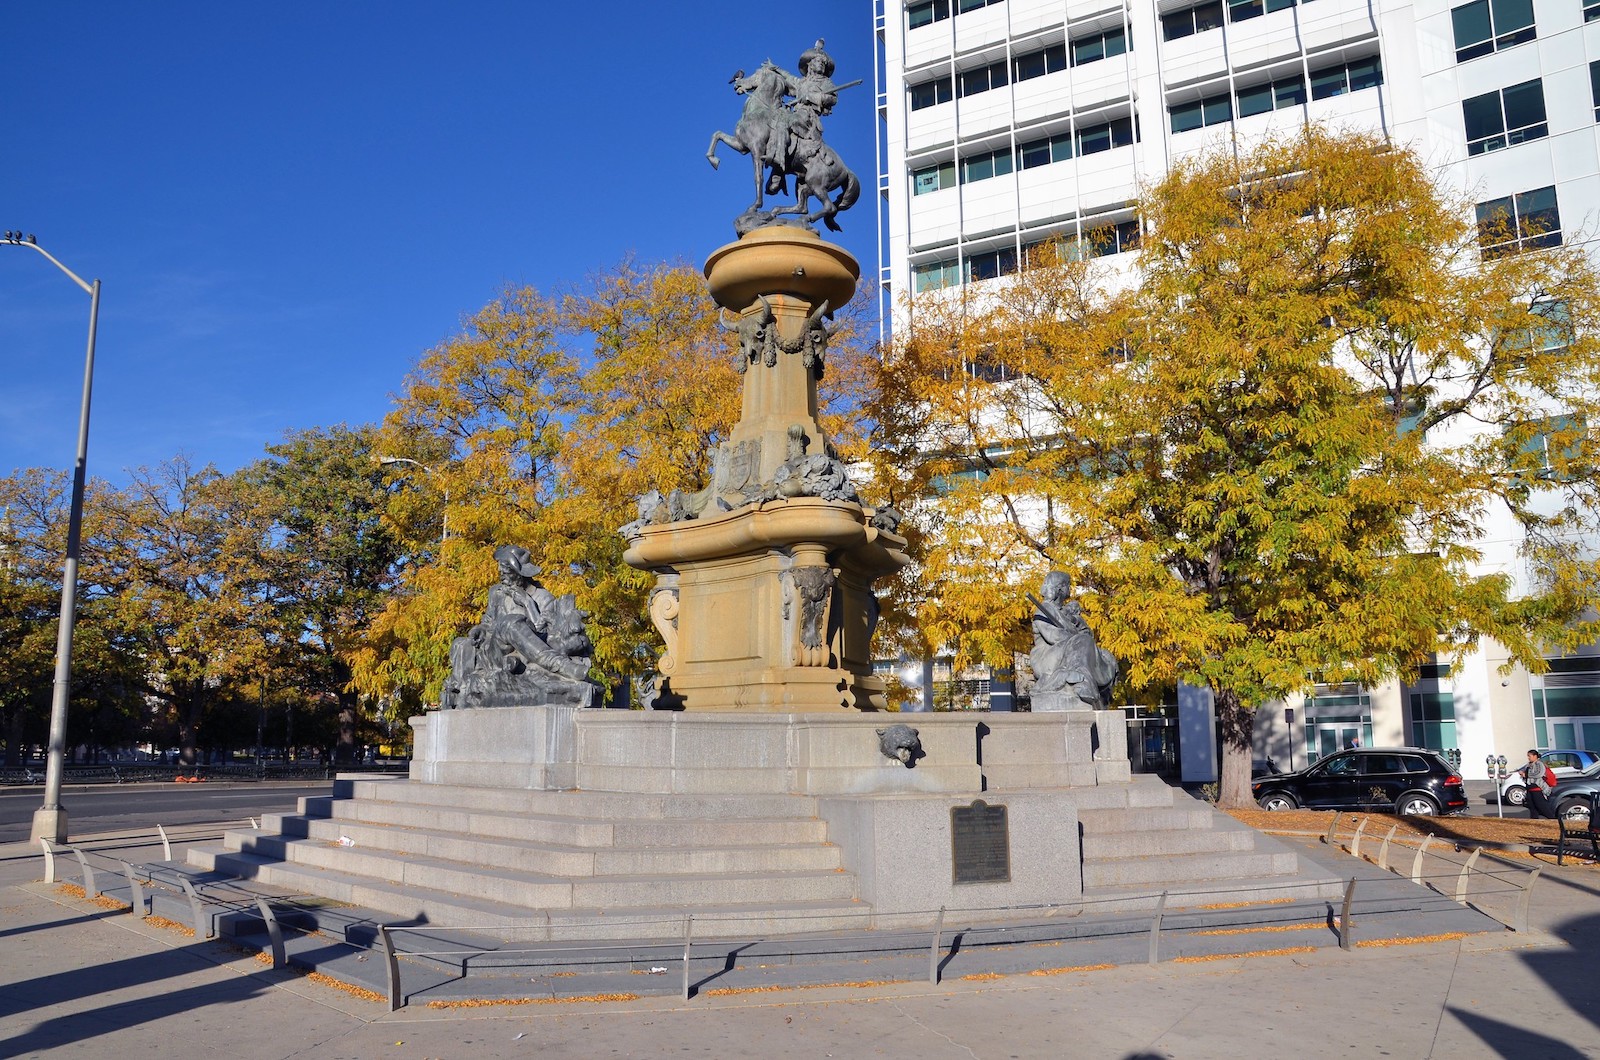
[378,455,449,541]
[3,233,100,845]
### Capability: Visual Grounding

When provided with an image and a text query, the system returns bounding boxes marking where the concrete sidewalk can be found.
[1,826,1597,1059]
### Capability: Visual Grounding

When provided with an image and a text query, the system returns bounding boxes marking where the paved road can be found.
[0,783,332,845]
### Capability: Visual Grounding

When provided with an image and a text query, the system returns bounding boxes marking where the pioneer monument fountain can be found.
[191,41,1331,937]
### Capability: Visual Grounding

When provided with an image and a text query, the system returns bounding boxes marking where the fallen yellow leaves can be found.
[1355,932,1468,949]
[144,915,195,937]
[1027,964,1116,977]
[1197,897,1294,911]
[305,972,385,1003]
[1172,947,1317,963]
[1195,922,1324,937]
[426,994,641,1008]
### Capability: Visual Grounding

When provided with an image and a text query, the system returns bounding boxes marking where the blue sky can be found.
[1,2,880,483]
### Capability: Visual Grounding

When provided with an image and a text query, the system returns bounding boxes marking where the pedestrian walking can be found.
[1522,749,1559,819]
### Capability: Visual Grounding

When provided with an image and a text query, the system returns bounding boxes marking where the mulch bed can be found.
[1223,807,1563,849]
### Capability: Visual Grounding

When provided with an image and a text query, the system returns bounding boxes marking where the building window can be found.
[1450,0,1535,62]
[1161,1,1225,40]
[1237,73,1307,117]
[1018,131,1074,168]
[1030,218,1141,261]
[1592,61,1600,120]
[1309,56,1384,100]
[1170,92,1232,133]
[1018,115,1136,168]
[966,246,1019,281]
[1476,185,1561,257]
[958,59,1009,98]
[1227,0,1300,20]
[913,0,1002,23]
[912,259,960,292]
[1071,26,1128,66]
[960,146,1014,184]
[908,0,951,29]
[912,161,957,196]
[1462,79,1547,155]
[1588,0,1600,21]
[1014,43,1068,82]
[910,76,955,111]
[1408,692,1457,753]
[1508,413,1587,481]
[1077,114,1136,155]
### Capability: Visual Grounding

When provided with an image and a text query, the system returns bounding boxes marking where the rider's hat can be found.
[798,39,834,77]
[493,544,541,579]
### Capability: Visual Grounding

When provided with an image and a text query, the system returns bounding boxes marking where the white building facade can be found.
[873,0,1600,779]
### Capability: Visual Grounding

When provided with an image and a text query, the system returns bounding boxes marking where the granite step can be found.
[188,845,868,939]
[1078,806,1217,833]
[1082,848,1302,889]
[248,815,843,876]
[216,830,859,909]
[303,797,831,847]
[1080,826,1258,859]
[332,779,825,821]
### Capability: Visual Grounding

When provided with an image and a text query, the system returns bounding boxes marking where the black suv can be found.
[1551,762,1600,821]
[1252,747,1467,816]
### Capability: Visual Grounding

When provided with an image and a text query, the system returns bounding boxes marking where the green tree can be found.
[237,424,405,763]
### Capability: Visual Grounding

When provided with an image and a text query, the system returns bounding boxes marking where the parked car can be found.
[1550,761,1600,821]
[1252,747,1467,816]
[1482,749,1600,806]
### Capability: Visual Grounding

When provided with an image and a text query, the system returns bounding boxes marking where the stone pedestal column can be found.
[622,227,906,712]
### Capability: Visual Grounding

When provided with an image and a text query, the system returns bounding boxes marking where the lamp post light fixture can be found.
[3,232,100,845]
[378,455,449,541]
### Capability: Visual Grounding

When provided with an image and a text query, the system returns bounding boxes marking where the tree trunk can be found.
[335,691,359,765]
[1216,686,1255,808]
[177,687,203,769]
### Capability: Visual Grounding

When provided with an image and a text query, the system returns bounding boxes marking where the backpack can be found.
[1544,765,1559,789]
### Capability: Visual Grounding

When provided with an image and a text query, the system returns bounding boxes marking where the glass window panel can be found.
[1229,0,1265,21]
[1347,58,1383,92]
[1202,94,1232,125]
[1462,92,1504,144]
[913,167,943,195]
[1110,116,1134,148]
[962,154,994,182]
[1589,0,1600,22]
[993,148,1013,177]
[1501,80,1546,132]
[1104,29,1127,58]
[1015,51,1046,81]
[1162,11,1194,40]
[909,2,936,30]
[1195,1,1225,31]
[1079,122,1112,154]
[1592,61,1600,109]
[1451,1,1492,51]
[1275,76,1307,107]
[1266,0,1296,10]
[1518,185,1559,235]
[1047,44,1068,73]
[1050,134,1073,162]
[1477,195,1513,244]
[1073,35,1104,65]
[959,68,989,96]
[989,61,1008,89]
[1238,83,1274,117]
[1019,140,1050,168]
[1490,0,1534,34]
[1310,67,1347,100]
[1170,101,1204,133]
[958,0,989,12]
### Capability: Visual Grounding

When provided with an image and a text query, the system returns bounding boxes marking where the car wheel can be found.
[1258,792,1298,811]
[1397,793,1439,816]
[1557,800,1592,823]
[1505,785,1527,807]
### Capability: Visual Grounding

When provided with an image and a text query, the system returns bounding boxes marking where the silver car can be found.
[1484,749,1600,806]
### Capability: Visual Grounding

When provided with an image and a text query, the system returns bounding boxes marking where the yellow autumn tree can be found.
[357,259,848,707]
[874,127,1600,806]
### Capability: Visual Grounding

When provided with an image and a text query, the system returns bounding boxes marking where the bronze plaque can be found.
[950,800,1010,884]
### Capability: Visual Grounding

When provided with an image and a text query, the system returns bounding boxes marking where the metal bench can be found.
[1556,792,1600,865]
